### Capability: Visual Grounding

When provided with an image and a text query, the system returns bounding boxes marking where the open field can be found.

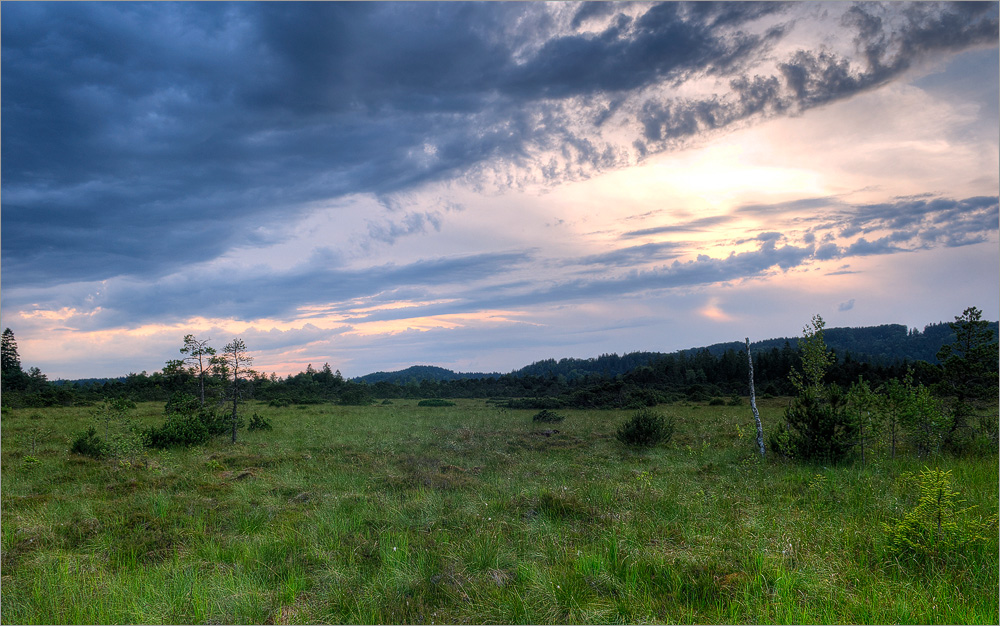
[2,398,997,624]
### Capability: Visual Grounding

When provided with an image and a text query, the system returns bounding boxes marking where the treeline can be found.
[769,308,998,462]
[505,321,996,381]
[0,332,945,410]
[0,315,995,414]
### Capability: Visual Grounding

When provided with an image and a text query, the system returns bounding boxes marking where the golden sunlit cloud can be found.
[20,306,102,323]
[699,297,737,323]
[347,310,540,337]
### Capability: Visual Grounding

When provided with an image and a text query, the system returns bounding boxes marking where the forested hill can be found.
[375,321,995,383]
[354,365,500,384]
[680,321,996,364]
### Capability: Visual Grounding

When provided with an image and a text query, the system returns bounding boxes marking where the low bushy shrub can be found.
[70,426,108,459]
[616,408,675,447]
[248,412,272,431]
[201,409,234,436]
[417,399,456,407]
[338,385,374,405]
[144,392,231,448]
[144,413,210,449]
[532,409,564,423]
[504,397,566,410]
[783,386,856,463]
[883,468,998,567]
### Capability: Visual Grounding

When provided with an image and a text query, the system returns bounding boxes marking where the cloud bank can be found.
[2,1,997,378]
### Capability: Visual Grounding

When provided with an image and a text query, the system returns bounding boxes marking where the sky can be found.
[2,1,998,380]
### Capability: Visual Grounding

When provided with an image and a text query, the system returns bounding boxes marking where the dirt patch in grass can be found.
[105,510,185,568]
[380,454,481,492]
[1,531,45,571]
[506,430,589,453]
[515,489,596,522]
[5,493,51,509]
[55,517,102,550]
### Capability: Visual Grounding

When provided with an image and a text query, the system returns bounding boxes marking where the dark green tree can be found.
[935,306,999,449]
[1,328,27,392]
[2,328,22,374]
[780,315,857,463]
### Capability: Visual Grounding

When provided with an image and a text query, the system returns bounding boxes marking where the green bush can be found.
[417,399,456,407]
[883,468,998,567]
[616,408,674,447]
[782,386,857,463]
[338,384,374,405]
[143,393,231,448]
[202,409,234,436]
[504,397,566,410]
[164,392,199,415]
[532,409,564,423]
[709,398,726,406]
[70,426,108,459]
[248,412,272,432]
[144,413,210,449]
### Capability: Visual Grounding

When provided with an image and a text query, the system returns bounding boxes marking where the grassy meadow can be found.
[1,398,997,624]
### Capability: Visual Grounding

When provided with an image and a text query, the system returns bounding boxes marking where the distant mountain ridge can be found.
[353,320,997,383]
[353,364,500,385]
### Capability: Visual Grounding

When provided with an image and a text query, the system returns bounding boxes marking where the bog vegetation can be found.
[1,307,997,624]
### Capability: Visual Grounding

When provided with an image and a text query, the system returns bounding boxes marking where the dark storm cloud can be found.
[10,249,539,332]
[836,195,999,247]
[502,2,789,99]
[1,1,791,289]
[3,1,997,302]
[635,2,998,153]
[779,1,1000,107]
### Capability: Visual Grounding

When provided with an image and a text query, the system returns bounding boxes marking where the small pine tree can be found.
[780,315,856,463]
[883,468,998,567]
[783,385,857,463]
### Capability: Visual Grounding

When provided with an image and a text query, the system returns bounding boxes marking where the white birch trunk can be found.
[747,337,765,458]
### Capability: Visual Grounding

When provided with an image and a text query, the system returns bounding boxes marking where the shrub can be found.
[200,409,235,436]
[144,394,230,449]
[709,397,726,406]
[71,426,108,459]
[248,412,272,432]
[144,413,210,449]
[164,392,199,416]
[504,397,566,410]
[616,408,674,447]
[532,409,564,423]
[883,468,998,567]
[782,385,857,463]
[417,399,456,407]
[338,385,374,405]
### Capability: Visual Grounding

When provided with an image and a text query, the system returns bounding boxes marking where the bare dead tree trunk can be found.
[747,337,765,458]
